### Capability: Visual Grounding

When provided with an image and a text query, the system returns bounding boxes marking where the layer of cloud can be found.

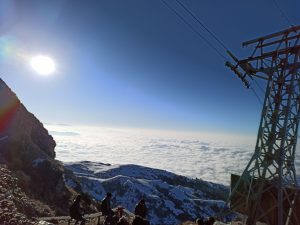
[45,124,300,185]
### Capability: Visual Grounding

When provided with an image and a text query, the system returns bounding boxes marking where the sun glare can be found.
[30,55,55,75]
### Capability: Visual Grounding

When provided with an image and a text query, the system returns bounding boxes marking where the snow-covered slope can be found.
[64,161,229,225]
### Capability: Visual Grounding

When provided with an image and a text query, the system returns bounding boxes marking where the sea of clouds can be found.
[45,124,300,185]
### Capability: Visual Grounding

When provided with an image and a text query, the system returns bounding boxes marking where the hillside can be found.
[65,161,229,225]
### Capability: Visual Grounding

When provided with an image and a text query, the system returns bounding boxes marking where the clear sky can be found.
[0,0,299,135]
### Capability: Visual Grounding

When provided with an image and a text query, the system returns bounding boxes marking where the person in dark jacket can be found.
[134,199,147,218]
[132,215,150,225]
[204,217,216,225]
[69,195,86,225]
[101,192,114,225]
[208,217,216,225]
[196,218,204,225]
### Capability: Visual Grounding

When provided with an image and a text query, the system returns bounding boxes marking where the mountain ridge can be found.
[65,161,229,225]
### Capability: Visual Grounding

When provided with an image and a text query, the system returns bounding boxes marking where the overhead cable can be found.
[250,87,264,105]
[161,0,265,106]
[253,78,265,94]
[160,0,228,60]
[174,0,230,51]
[271,0,294,27]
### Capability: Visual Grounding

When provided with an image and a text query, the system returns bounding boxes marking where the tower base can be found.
[230,174,300,225]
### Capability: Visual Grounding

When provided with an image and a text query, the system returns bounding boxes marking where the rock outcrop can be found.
[0,78,71,215]
[0,79,56,160]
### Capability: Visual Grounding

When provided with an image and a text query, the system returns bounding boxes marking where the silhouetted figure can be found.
[134,199,147,218]
[101,192,114,225]
[208,217,216,225]
[204,220,210,225]
[132,215,150,225]
[196,218,204,225]
[70,195,86,225]
[204,217,216,225]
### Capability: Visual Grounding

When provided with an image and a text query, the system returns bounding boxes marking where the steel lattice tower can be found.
[225,26,300,225]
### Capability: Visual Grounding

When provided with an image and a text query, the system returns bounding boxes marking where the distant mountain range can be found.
[65,161,229,225]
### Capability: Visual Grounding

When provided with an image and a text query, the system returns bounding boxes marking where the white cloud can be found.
[45,124,300,185]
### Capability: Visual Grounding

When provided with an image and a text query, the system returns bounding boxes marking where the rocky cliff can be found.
[0,78,73,216]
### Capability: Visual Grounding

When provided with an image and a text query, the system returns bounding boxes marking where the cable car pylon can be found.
[223,25,300,225]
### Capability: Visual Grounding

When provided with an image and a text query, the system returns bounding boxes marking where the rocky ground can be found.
[40,218,101,225]
[0,164,54,225]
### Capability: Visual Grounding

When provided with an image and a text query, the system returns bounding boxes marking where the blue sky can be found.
[0,0,299,135]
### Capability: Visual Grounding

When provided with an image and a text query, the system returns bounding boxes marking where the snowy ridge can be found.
[64,161,229,225]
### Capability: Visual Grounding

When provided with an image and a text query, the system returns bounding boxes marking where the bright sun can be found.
[30,55,56,75]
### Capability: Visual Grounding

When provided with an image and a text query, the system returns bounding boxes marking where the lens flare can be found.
[0,36,16,61]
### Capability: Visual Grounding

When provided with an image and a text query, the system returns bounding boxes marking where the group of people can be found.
[70,193,217,225]
[69,192,150,225]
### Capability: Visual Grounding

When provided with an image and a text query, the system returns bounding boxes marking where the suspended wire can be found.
[174,0,230,51]
[250,86,264,105]
[174,0,268,107]
[253,78,265,94]
[271,0,294,27]
[174,0,269,106]
[160,0,228,60]
[161,0,265,107]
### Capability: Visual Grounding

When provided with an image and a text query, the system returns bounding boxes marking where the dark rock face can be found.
[0,79,71,215]
[0,79,56,163]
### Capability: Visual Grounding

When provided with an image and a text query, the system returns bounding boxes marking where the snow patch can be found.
[65,161,229,225]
